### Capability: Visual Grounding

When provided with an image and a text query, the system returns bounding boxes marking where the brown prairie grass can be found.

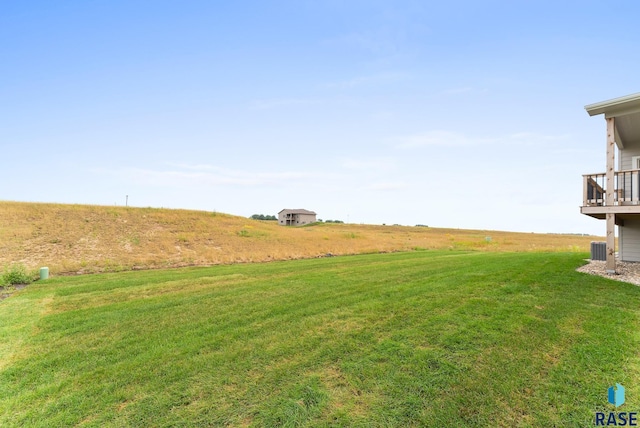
[0,201,599,275]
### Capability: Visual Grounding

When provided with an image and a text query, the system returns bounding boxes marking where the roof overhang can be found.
[585,92,640,118]
[585,93,640,148]
[278,209,317,215]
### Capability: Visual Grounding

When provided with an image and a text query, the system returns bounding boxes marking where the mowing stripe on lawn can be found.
[0,251,638,427]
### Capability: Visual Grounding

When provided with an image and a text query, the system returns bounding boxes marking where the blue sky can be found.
[2,1,639,234]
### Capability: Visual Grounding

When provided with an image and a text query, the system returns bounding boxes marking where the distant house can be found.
[278,209,317,226]
[581,92,640,273]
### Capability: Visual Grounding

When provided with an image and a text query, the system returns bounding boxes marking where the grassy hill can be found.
[0,201,598,276]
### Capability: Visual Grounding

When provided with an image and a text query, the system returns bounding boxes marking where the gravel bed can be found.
[577,259,640,286]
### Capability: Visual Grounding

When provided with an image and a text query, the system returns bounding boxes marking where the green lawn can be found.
[1,251,639,427]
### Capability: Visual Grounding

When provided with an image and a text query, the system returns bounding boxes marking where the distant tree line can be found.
[250,214,277,221]
[321,219,344,223]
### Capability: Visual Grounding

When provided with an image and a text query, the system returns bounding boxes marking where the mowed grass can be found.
[1,251,639,427]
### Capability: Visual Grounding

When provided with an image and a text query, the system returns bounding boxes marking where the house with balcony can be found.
[581,92,640,273]
[278,209,317,226]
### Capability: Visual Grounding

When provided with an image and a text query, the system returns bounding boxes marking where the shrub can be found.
[250,214,277,221]
[1,264,35,286]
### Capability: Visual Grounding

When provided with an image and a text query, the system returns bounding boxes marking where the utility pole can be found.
[126,195,129,207]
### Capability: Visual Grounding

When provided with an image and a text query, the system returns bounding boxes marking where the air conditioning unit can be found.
[591,242,607,261]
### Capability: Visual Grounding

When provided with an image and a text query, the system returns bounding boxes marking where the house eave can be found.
[585,92,640,118]
[278,209,317,215]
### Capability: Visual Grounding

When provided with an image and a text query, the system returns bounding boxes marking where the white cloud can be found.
[98,164,334,188]
[442,86,474,95]
[248,98,318,110]
[395,130,571,149]
[322,30,401,55]
[509,132,570,141]
[440,86,490,96]
[339,157,396,171]
[364,181,409,191]
[395,130,496,148]
[163,162,215,171]
[323,71,409,89]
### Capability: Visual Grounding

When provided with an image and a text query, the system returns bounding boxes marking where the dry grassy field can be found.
[0,201,599,275]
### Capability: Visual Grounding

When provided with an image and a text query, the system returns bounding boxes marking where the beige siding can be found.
[620,218,640,262]
[618,143,640,262]
[296,213,316,225]
[278,210,317,226]
[619,141,640,170]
